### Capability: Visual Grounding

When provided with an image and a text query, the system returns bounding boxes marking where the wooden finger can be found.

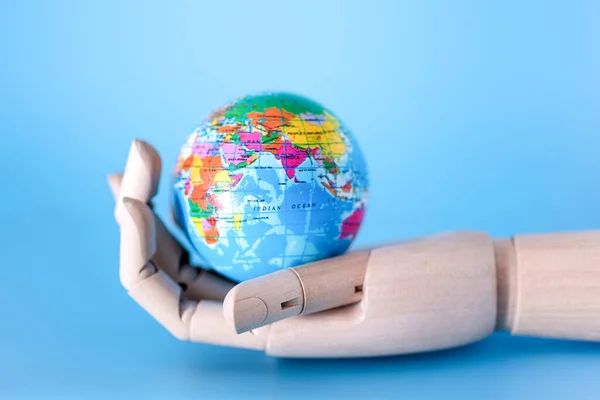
[223,251,370,333]
[114,163,233,301]
[179,265,235,302]
[120,197,260,348]
[119,197,157,290]
[127,263,267,350]
[115,139,162,224]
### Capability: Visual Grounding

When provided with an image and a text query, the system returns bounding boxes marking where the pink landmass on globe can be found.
[276,140,308,179]
[339,207,365,240]
[240,131,262,151]
[201,218,213,231]
[229,173,243,187]
[221,143,255,166]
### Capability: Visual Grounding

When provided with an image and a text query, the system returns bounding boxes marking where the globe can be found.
[173,92,369,282]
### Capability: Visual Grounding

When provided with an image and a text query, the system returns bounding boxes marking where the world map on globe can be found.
[173,92,368,282]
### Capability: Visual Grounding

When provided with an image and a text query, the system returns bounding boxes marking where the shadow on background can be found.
[184,332,600,373]
[276,332,600,370]
[170,332,600,398]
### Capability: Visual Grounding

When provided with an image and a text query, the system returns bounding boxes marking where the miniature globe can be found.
[173,92,368,282]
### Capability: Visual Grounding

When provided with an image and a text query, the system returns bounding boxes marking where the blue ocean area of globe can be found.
[173,93,368,282]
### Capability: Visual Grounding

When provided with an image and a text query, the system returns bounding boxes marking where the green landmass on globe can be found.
[173,92,369,282]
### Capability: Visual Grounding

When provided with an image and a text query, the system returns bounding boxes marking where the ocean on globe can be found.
[172,92,368,282]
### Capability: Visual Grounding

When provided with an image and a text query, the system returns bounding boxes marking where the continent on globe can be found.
[173,92,369,282]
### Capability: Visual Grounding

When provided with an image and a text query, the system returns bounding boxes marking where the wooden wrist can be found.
[494,231,600,341]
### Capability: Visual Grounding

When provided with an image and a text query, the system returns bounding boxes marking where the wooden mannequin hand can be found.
[108,140,498,357]
[109,139,270,349]
[107,140,368,352]
[110,140,600,358]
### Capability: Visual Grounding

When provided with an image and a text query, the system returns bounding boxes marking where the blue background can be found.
[1,1,600,398]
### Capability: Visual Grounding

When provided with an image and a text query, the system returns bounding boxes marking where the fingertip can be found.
[120,139,162,205]
[107,173,123,198]
[222,271,304,333]
[223,293,269,334]
[132,139,162,173]
[191,300,269,350]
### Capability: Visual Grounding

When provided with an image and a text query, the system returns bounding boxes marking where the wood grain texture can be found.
[265,231,497,358]
[190,301,270,350]
[224,269,304,333]
[128,269,268,349]
[223,251,370,333]
[292,251,369,315]
[128,269,194,341]
[511,230,600,341]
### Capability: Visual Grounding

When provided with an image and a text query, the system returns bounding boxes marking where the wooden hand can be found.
[109,140,600,358]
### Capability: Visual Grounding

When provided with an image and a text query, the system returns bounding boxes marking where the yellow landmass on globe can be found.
[233,212,242,231]
[283,111,346,158]
[214,169,234,187]
[191,217,206,238]
[188,154,204,186]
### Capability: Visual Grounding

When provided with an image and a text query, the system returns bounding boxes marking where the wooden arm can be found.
[226,230,600,357]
